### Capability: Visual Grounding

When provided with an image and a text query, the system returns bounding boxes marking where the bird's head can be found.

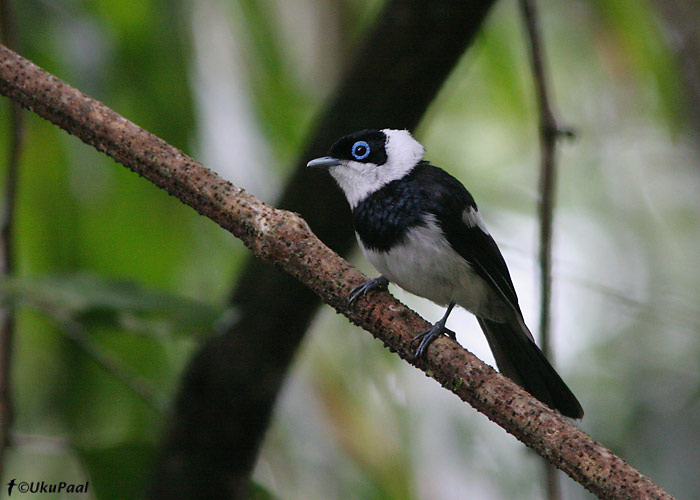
[307,129,425,208]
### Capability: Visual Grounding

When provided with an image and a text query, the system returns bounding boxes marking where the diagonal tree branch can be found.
[0,44,675,500]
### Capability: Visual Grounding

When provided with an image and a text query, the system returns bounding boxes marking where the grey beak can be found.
[307,156,341,169]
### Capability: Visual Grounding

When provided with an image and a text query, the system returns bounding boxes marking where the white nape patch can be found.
[329,129,425,208]
[357,215,511,321]
[382,129,425,173]
[462,206,490,234]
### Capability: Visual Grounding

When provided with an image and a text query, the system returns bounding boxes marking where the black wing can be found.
[409,163,522,313]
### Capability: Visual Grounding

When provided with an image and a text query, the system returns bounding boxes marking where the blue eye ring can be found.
[351,140,371,160]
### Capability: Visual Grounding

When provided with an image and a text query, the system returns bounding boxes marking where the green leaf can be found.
[0,273,229,338]
[593,0,685,129]
[246,481,280,500]
[77,443,157,500]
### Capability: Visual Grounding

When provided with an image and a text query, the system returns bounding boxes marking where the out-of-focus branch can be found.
[520,0,573,360]
[0,44,676,500]
[519,0,575,498]
[0,0,23,482]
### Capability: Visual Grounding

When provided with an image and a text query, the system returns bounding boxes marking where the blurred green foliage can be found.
[0,273,226,338]
[1,0,699,499]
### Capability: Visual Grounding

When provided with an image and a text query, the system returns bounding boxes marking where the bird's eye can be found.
[351,141,370,160]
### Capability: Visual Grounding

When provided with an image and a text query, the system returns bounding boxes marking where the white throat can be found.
[330,129,425,208]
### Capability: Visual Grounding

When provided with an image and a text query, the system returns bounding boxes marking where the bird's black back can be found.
[352,162,521,312]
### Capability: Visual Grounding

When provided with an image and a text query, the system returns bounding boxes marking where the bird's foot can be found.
[348,276,389,307]
[410,319,456,360]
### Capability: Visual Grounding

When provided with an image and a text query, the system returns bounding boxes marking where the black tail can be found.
[478,317,584,419]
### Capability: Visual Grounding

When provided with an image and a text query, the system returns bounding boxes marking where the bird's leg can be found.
[410,302,457,359]
[348,275,389,306]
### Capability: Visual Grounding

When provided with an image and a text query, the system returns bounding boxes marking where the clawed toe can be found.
[348,276,389,306]
[410,325,445,360]
[409,320,456,360]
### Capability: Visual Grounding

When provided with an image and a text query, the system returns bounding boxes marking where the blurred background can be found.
[1,0,699,499]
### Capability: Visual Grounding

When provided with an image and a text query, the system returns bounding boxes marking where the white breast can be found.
[356,216,509,320]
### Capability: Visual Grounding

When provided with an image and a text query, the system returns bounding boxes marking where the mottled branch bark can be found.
[0,44,675,500]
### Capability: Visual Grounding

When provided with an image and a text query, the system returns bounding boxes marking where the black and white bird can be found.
[307,128,583,419]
